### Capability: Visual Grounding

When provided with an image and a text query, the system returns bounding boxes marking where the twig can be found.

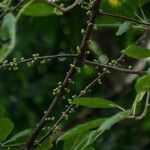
[43,0,83,13]
[43,0,64,12]
[63,0,82,12]
[0,54,77,69]
[83,60,149,75]
[99,10,150,27]
[0,54,148,75]
[24,0,100,149]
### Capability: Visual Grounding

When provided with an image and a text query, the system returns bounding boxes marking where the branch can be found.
[63,0,83,12]
[1,53,148,76]
[83,60,149,75]
[43,0,83,13]
[24,0,100,149]
[1,54,148,75]
[99,10,150,27]
[0,54,77,70]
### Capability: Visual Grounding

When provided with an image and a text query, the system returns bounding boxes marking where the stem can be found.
[0,54,148,75]
[83,60,149,75]
[99,10,150,27]
[43,0,83,13]
[0,54,77,69]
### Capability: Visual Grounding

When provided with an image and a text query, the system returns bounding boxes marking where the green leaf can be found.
[0,118,14,142]
[63,135,80,150]
[124,44,150,59]
[0,13,16,62]
[65,111,130,150]
[3,129,32,145]
[97,111,130,132]
[116,22,131,36]
[132,74,150,116]
[73,97,122,109]
[68,131,101,150]
[132,92,146,116]
[22,0,55,17]
[81,111,130,150]
[58,118,106,141]
[135,74,150,92]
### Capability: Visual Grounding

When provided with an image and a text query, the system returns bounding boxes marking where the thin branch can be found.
[83,60,149,75]
[63,0,83,12]
[43,0,64,12]
[24,0,100,149]
[43,0,83,13]
[99,10,150,27]
[0,38,148,75]
[0,54,77,70]
[0,54,148,75]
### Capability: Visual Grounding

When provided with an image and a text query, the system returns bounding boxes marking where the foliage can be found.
[0,0,150,150]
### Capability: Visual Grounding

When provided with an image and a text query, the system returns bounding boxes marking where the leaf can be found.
[0,13,16,62]
[135,74,150,92]
[132,75,150,115]
[81,111,130,150]
[22,0,55,17]
[3,129,32,145]
[0,118,14,142]
[73,97,122,109]
[132,92,146,116]
[63,135,80,150]
[97,111,130,132]
[65,111,130,150]
[116,21,131,36]
[68,131,101,150]
[124,44,150,59]
[58,118,106,141]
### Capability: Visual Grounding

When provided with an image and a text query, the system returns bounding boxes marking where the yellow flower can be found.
[108,0,121,7]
